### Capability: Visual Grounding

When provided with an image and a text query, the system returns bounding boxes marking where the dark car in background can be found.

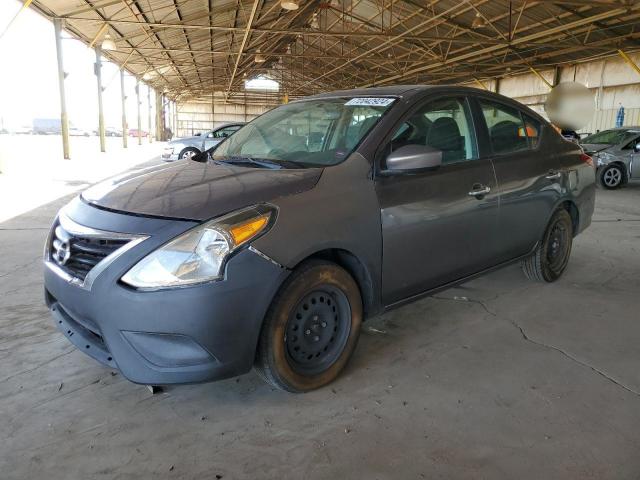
[44,86,595,393]
[580,127,640,189]
[162,123,244,161]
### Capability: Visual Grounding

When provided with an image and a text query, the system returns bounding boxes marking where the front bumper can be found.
[44,198,289,385]
[161,150,179,161]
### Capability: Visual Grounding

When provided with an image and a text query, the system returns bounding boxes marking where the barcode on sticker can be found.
[345,97,395,107]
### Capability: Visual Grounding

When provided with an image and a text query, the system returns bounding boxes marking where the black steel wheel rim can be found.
[545,220,569,272]
[284,286,351,376]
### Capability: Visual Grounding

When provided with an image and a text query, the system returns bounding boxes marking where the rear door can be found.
[375,96,501,305]
[472,97,561,261]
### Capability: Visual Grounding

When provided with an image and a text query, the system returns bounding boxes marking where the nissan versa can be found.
[44,86,596,392]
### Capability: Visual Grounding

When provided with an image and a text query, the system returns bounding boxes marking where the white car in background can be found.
[162,123,244,161]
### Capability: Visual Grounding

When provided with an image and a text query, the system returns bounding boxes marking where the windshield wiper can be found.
[214,156,283,169]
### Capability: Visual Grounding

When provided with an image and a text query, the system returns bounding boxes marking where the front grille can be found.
[50,221,129,281]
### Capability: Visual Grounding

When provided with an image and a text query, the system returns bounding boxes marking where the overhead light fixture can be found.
[471,12,486,29]
[280,0,299,10]
[101,33,117,51]
[255,51,266,63]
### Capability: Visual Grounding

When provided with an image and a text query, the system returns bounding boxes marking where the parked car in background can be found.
[162,123,244,161]
[129,128,148,138]
[106,127,122,137]
[12,126,32,134]
[68,127,90,137]
[580,127,640,189]
[44,86,595,393]
[33,118,61,135]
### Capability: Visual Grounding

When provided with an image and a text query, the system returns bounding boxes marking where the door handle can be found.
[468,184,491,197]
[545,170,562,180]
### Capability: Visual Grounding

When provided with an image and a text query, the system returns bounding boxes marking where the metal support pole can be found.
[173,101,178,137]
[147,85,152,143]
[95,47,106,152]
[136,79,142,145]
[53,18,70,159]
[552,65,561,87]
[155,90,162,141]
[160,94,167,140]
[494,77,501,94]
[120,68,127,148]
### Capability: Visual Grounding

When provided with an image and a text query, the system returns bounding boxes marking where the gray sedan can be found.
[44,86,595,392]
[162,123,244,161]
[580,127,640,189]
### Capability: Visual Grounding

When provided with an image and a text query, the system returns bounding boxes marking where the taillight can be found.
[580,152,594,167]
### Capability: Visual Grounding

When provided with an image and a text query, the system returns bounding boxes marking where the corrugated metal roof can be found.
[31,0,640,101]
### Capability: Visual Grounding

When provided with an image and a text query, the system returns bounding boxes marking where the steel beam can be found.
[53,18,70,159]
[225,0,261,98]
[0,0,34,40]
[618,49,640,78]
[529,66,553,89]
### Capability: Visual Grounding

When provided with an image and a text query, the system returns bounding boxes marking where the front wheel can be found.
[522,209,573,282]
[255,260,362,393]
[179,147,200,160]
[599,164,624,189]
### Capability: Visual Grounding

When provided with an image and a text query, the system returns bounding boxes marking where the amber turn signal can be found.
[229,215,269,245]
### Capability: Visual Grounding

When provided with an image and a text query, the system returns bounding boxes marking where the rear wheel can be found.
[599,164,624,189]
[522,209,573,282]
[255,260,362,393]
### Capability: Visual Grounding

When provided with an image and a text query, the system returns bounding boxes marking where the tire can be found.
[178,147,200,160]
[598,164,624,189]
[255,260,363,393]
[522,209,573,283]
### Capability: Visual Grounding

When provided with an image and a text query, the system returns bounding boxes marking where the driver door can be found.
[627,136,640,178]
[375,96,501,305]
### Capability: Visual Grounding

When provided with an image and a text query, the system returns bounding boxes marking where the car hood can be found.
[82,160,323,221]
[580,143,611,154]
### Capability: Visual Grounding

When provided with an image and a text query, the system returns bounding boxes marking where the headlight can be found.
[121,204,276,289]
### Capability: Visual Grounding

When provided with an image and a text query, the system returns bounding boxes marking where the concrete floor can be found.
[1,176,639,479]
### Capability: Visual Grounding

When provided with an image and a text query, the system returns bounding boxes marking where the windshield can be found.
[213,97,396,167]
[581,129,635,145]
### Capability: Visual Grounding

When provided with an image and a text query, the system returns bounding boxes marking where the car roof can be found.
[213,122,244,130]
[595,127,640,132]
[297,85,539,108]
[301,85,433,101]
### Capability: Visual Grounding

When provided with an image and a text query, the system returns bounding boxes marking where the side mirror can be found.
[386,144,442,172]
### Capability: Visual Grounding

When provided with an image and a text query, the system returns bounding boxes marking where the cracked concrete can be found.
[0,169,639,479]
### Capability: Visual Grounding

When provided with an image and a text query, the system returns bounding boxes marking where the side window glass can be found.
[480,100,528,154]
[622,135,640,150]
[388,97,477,165]
[522,115,541,148]
[219,127,237,137]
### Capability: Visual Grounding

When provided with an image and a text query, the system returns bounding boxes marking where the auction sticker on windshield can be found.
[344,97,396,107]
